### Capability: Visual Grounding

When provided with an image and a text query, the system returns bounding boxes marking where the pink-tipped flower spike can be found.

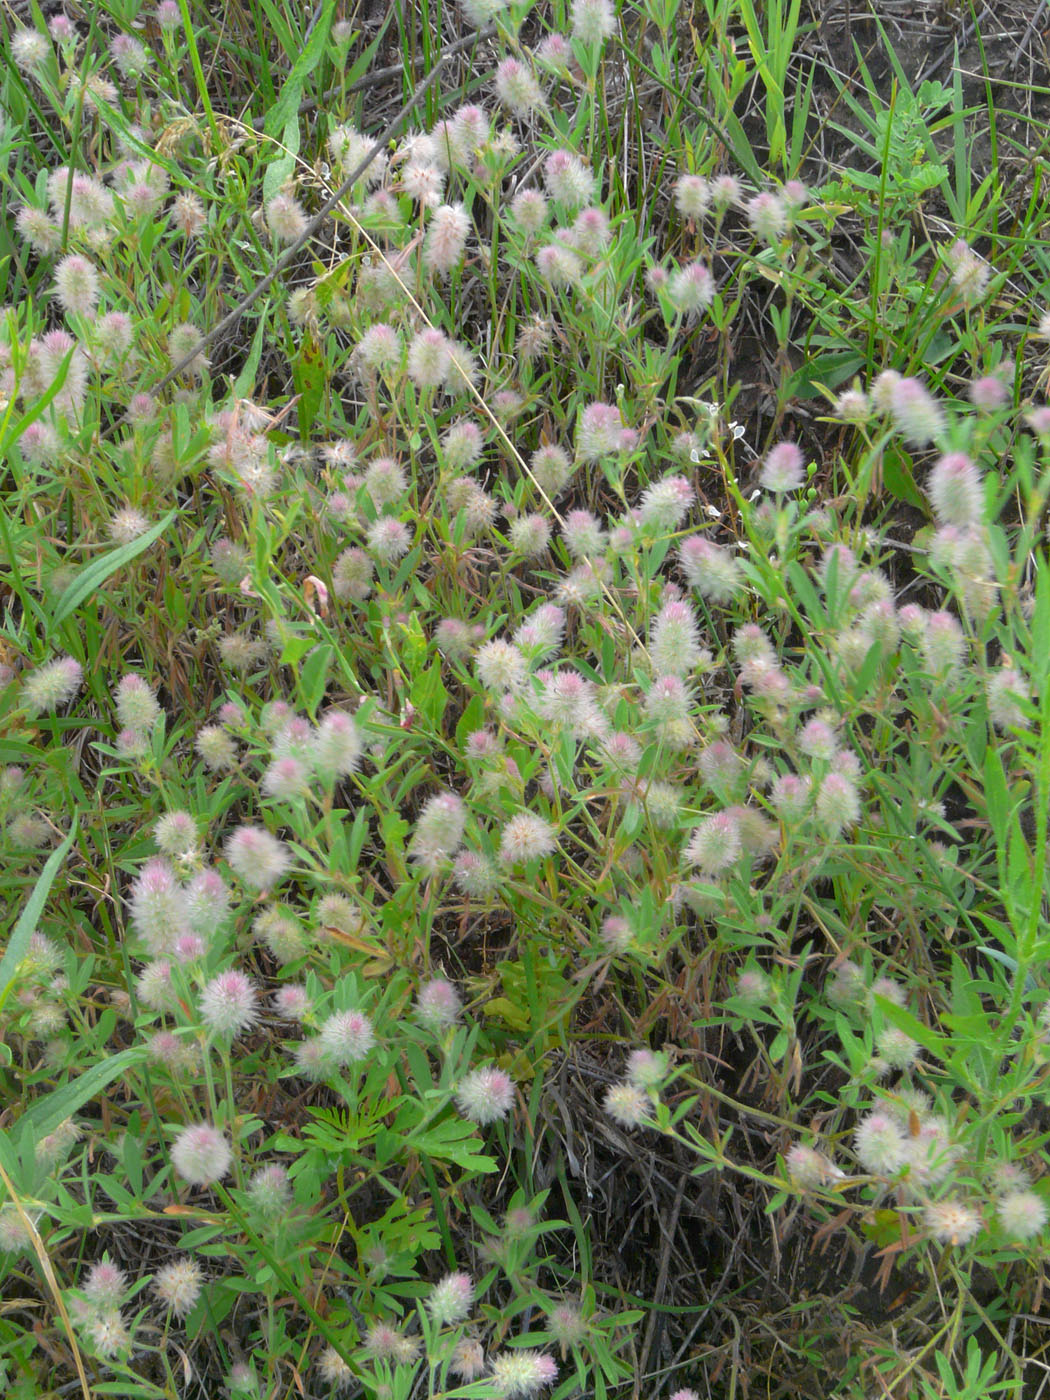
[21,656,83,715]
[427,1271,475,1325]
[489,1349,558,1397]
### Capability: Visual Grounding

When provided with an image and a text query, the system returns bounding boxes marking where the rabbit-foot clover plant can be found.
[3,0,1050,1395]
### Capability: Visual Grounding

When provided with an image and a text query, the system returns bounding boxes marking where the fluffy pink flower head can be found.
[456,1066,515,1124]
[199,969,258,1038]
[424,202,471,274]
[747,191,787,243]
[853,1109,907,1176]
[683,811,741,875]
[225,825,291,891]
[84,1259,127,1310]
[571,0,616,45]
[171,1122,232,1186]
[576,401,628,460]
[416,977,463,1031]
[998,1189,1048,1242]
[675,174,710,220]
[407,328,451,388]
[927,451,983,528]
[543,149,596,208]
[603,1081,649,1126]
[318,1009,375,1066]
[760,441,805,493]
[889,377,945,446]
[667,260,714,314]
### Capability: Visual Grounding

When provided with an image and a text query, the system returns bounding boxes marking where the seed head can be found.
[603,1080,650,1126]
[495,57,544,115]
[510,188,549,236]
[54,254,100,317]
[970,374,1008,411]
[476,639,529,693]
[536,242,583,287]
[88,1309,131,1358]
[84,1258,128,1310]
[265,192,308,244]
[650,598,703,676]
[367,516,412,562]
[543,149,596,208]
[247,1163,294,1220]
[569,205,611,256]
[626,1048,667,1089]
[442,419,484,469]
[667,260,714,314]
[530,443,573,495]
[154,1256,203,1317]
[571,0,616,44]
[785,1143,828,1190]
[815,772,860,836]
[925,1199,981,1246]
[130,857,186,956]
[945,238,990,308]
[115,674,161,733]
[407,328,452,388]
[986,666,1028,731]
[424,202,471,274]
[273,984,311,1019]
[453,850,499,897]
[747,192,787,243]
[509,513,552,557]
[11,28,51,71]
[499,812,557,864]
[921,610,965,678]
[317,1344,354,1390]
[999,1189,1048,1241]
[678,535,742,603]
[562,509,606,559]
[576,401,629,460]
